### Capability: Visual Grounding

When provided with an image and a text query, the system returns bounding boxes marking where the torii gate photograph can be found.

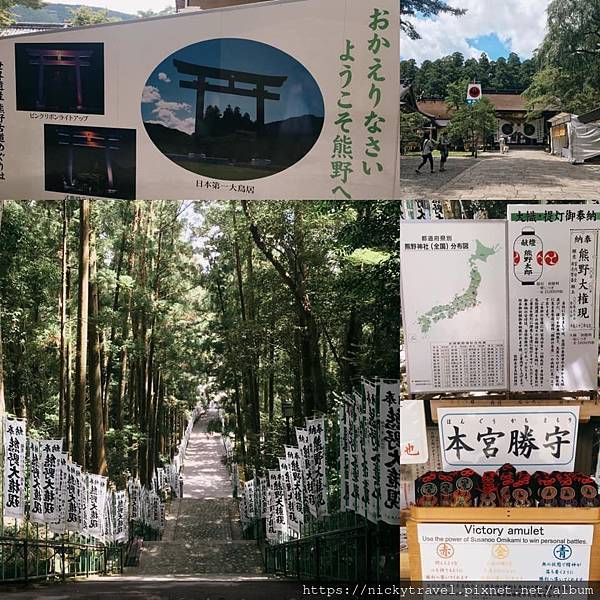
[141,37,325,181]
[15,43,105,115]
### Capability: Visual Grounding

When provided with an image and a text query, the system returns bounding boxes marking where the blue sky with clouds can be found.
[141,38,324,134]
[402,0,552,64]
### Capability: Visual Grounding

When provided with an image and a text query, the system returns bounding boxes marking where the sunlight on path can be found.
[181,408,231,499]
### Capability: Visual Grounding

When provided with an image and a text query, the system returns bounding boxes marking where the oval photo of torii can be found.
[141,38,325,181]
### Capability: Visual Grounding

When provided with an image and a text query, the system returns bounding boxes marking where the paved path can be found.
[401,149,600,200]
[181,408,231,500]
[2,576,303,599]
[400,154,480,196]
[133,406,264,578]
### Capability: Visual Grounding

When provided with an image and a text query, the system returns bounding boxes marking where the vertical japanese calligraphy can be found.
[0,0,399,201]
[508,205,600,391]
[3,416,26,519]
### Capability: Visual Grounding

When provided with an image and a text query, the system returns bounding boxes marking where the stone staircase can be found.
[134,498,264,576]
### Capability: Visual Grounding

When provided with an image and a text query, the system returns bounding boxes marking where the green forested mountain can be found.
[401,51,537,98]
[11,3,134,22]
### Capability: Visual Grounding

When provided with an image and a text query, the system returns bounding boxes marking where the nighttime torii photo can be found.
[141,37,325,181]
[15,43,105,115]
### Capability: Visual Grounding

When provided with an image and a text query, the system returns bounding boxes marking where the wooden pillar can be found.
[194,78,206,136]
[256,84,265,129]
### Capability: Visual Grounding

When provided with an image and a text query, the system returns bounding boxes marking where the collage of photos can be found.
[400,0,600,594]
[0,2,401,598]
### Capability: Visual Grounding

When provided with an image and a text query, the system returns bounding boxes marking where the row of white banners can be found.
[400,204,600,393]
[2,405,202,542]
[236,379,399,540]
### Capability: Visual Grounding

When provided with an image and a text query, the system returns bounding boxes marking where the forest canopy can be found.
[0,200,399,486]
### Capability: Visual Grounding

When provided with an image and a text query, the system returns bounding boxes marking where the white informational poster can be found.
[508,205,600,392]
[0,0,399,201]
[400,399,428,465]
[438,406,579,474]
[417,523,593,581]
[400,220,508,394]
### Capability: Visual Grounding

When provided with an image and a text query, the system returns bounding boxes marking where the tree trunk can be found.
[59,200,69,441]
[88,228,107,475]
[73,199,90,468]
[103,204,129,428]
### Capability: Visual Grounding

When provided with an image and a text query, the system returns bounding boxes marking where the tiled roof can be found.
[0,22,70,37]
[417,92,528,118]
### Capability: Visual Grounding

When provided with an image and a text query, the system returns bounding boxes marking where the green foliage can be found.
[400,111,431,153]
[402,52,537,98]
[524,0,600,114]
[445,81,497,154]
[206,418,222,434]
[1,0,42,26]
[10,3,133,23]
[68,6,120,26]
[104,425,143,489]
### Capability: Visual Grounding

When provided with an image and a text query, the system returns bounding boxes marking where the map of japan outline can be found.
[417,239,499,335]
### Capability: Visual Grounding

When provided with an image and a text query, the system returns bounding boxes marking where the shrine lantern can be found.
[514,227,543,285]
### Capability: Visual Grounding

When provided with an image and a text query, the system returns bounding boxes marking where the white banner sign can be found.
[269,469,286,533]
[379,380,399,525]
[400,220,508,393]
[279,457,299,535]
[306,417,328,517]
[3,416,27,519]
[438,406,579,474]
[284,447,304,526]
[40,439,63,524]
[0,0,399,201]
[508,205,600,391]
[417,523,593,581]
[29,439,44,524]
[400,399,428,465]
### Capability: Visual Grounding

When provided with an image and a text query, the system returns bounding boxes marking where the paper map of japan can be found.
[417,240,499,334]
[400,220,507,393]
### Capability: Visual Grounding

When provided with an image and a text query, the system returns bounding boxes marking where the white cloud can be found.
[401,0,551,64]
[154,100,191,112]
[142,85,161,103]
[147,112,196,135]
[158,72,171,83]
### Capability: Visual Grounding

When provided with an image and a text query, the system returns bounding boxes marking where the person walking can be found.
[415,136,436,174]
[439,134,449,172]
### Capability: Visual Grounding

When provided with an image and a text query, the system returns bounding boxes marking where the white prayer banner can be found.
[3,416,27,519]
[269,469,286,533]
[29,439,44,524]
[244,480,256,519]
[364,380,380,523]
[296,427,317,518]
[114,490,129,542]
[87,474,107,538]
[379,380,399,525]
[306,417,328,517]
[280,457,299,535]
[285,446,304,526]
[40,439,63,524]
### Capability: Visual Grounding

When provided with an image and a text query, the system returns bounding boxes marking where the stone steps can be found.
[136,497,263,576]
[137,540,264,575]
